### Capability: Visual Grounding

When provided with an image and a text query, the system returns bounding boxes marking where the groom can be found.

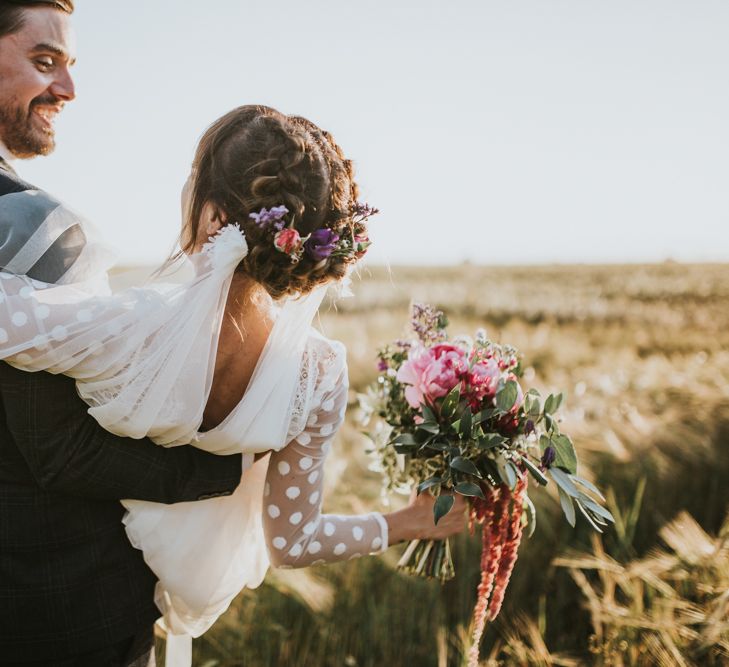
[0,3,245,665]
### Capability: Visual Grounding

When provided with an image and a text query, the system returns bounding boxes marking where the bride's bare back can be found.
[201,276,274,431]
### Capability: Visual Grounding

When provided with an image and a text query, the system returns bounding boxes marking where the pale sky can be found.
[16,0,729,266]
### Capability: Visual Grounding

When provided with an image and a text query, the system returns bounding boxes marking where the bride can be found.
[0,105,466,659]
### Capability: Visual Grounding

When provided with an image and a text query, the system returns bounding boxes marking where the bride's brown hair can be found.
[182,105,366,299]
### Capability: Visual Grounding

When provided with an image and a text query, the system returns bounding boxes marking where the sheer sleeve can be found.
[263,360,388,568]
[0,225,251,446]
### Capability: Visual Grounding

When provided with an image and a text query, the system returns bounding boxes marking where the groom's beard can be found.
[0,94,60,158]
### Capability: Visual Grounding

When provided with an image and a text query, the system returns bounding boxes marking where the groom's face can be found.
[0,7,76,158]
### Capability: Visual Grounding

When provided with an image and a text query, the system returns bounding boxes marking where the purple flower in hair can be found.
[249,205,289,231]
[304,228,340,261]
[352,202,379,219]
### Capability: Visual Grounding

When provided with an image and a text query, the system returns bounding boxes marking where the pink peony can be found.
[464,358,501,408]
[274,228,302,255]
[397,342,468,409]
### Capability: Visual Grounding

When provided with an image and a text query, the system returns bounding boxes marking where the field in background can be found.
[134,262,729,666]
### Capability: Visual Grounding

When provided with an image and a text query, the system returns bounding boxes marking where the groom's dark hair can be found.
[0,0,74,39]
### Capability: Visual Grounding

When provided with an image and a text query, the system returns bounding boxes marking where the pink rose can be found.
[354,234,371,258]
[274,228,302,255]
[396,342,468,410]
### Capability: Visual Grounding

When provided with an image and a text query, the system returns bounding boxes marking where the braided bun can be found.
[182,105,368,299]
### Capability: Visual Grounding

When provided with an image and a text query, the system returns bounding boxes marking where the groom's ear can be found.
[200,201,226,237]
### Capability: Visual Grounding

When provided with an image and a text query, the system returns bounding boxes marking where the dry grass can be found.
[142,261,729,666]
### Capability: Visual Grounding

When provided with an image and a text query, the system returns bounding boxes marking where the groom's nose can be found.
[50,67,76,102]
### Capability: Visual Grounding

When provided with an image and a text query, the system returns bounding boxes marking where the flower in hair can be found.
[249,205,288,231]
[352,202,379,220]
[304,228,340,261]
[354,234,371,258]
[274,228,303,258]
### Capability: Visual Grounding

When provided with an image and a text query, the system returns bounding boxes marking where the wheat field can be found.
[130,262,729,666]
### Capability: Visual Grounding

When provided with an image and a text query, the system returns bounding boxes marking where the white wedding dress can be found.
[0,190,388,664]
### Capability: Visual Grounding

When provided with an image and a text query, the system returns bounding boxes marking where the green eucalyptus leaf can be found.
[558,486,576,527]
[417,476,443,494]
[433,494,455,525]
[392,433,417,445]
[417,422,440,435]
[575,499,604,533]
[549,467,580,497]
[455,481,486,499]
[506,461,520,489]
[440,385,461,419]
[496,381,518,413]
[552,434,578,475]
[524,493,537,538]
[423,441,450,452]
[459,410,473,438]
[421,404,437,424]
[478,434,507,450]
[579,495,615,523]
[544,394,556,415]
[474,408,496,424]
[528,396,542,417]
[450,456,482,478]
[496,456,517,489]
[572,476,606,502]
[522,457,549,486]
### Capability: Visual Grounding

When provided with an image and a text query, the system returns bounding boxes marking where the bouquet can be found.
[359,304,613,664]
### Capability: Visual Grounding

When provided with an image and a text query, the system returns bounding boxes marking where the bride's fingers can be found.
[409,490,469,539]
[431,494,469,539]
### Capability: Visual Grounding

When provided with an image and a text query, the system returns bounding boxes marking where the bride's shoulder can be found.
[304,329,347,374]
[286,330,347,437]
[300,329,348,399]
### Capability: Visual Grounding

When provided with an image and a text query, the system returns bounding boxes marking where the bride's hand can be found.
[384,490,469,545]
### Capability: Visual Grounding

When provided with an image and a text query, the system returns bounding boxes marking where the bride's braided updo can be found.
[182,105,369,299]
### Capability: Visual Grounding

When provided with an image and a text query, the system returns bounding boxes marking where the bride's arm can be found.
[262,363,467,568]
[263,367,386,567]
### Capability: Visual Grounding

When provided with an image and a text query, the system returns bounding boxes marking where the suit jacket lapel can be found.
[0,156,17,177]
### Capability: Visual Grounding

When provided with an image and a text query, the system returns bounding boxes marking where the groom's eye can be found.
[35,58,54,71]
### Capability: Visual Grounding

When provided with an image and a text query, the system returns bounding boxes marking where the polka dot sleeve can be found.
[0,271,125,371]
[262,363,389,568]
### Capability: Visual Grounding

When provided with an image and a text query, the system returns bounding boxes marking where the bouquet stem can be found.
[397,538,455,583]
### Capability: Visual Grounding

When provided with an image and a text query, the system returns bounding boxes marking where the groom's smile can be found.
[0,4,76,158]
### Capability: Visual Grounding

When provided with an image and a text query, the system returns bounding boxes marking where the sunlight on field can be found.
[141,262,729,666]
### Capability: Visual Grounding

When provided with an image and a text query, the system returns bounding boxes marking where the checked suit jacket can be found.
[0,158,245,662]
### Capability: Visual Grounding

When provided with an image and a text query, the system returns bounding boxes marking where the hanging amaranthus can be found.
[467,475,528,667]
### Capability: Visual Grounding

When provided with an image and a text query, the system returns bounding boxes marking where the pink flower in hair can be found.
[274,228,302,256]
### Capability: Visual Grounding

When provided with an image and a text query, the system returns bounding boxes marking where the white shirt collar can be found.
[0,139,17,166]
